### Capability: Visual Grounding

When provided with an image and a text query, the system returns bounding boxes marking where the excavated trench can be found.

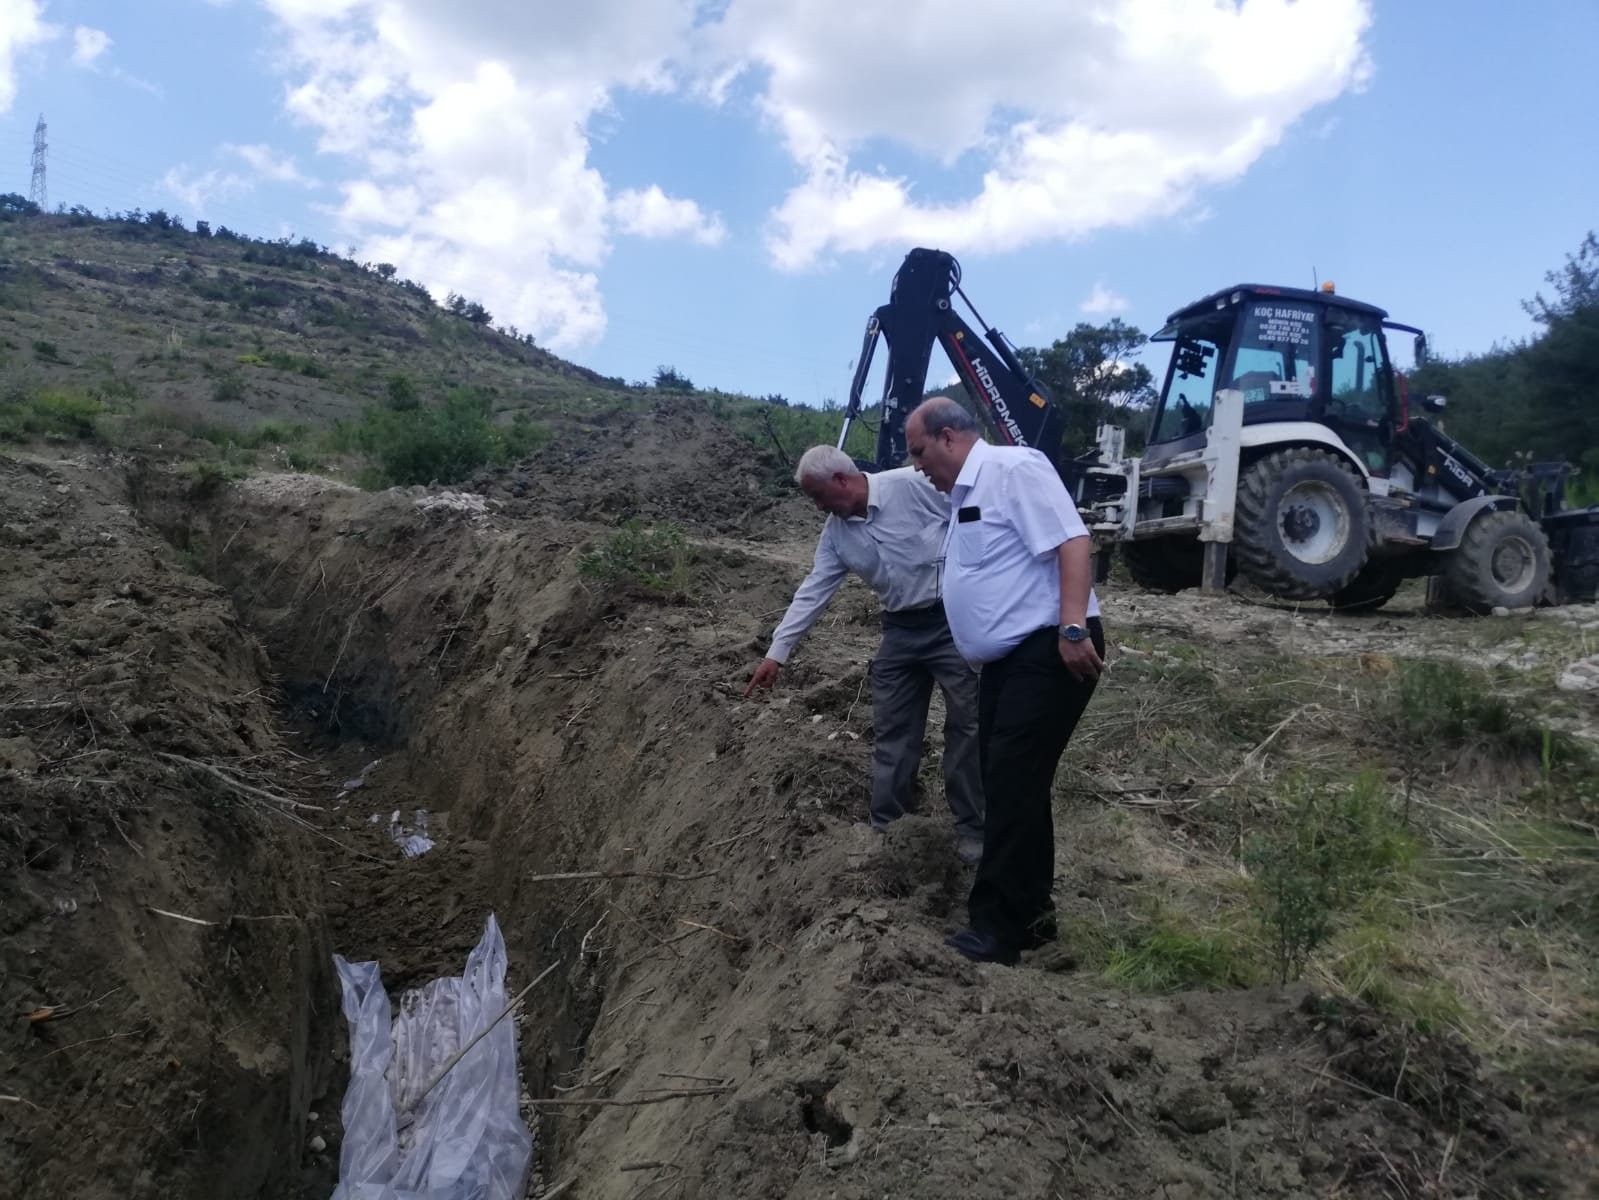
[134,476,707,1197]
[129,468,895,1200]
[5,446,1570,1200]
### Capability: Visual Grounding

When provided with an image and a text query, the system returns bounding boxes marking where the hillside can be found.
[0,208,621,422]
[2,211,1597,1200]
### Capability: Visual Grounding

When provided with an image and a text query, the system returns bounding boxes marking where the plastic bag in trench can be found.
[331,913,533,1200]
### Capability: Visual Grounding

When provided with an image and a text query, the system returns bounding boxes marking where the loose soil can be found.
[3,408,1592,1199]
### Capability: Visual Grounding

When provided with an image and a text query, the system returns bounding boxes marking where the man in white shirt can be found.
[904,397,1106,965]
[745,445,985,862]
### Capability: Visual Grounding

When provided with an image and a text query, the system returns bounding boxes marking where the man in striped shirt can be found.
[746,445,985,862]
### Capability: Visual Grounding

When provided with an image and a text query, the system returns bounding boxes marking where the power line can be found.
[29,115,47,209]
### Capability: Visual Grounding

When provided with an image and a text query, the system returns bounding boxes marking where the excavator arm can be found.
[837,248,1065,469]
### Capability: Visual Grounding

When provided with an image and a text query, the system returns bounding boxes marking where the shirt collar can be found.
[864,470,883,514]
[952,439,989,491]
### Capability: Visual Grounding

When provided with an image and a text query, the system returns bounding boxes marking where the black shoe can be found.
[943,927,1020,966]
[1022,914,1058,951]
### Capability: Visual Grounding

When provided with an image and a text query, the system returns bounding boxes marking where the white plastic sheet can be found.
[331,914,533,1200]
[388,809,435,858]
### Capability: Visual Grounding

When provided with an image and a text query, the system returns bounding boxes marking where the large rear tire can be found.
[1443,510,1551,613]
[1235,448,1368,601]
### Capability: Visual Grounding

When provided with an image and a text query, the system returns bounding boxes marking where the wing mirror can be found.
[1421,394,1447,413]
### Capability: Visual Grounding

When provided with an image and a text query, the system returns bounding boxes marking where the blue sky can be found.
[1,1,1594,409]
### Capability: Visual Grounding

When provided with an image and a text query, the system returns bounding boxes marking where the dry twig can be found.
[679,919,741,943]
[156,753,325,812]
[612,906,684,959]
[399,960,562,1115]
[527,869,716,883]
[604,987,657,1019]
[1226,704,1315,785]
[532,1087,728,1108]
[26,1026,149,1065]
[706,824,763,850]
[147,906,216,927]
[436,576,483,672]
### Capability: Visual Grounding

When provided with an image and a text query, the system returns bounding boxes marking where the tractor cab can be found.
[1145,284,1406,480]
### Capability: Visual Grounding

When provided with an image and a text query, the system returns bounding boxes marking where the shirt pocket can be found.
[954,518,994,569]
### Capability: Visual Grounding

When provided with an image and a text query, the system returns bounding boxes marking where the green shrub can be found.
[212,371,246,403]
[184,459,247,496]
[1395,659,1522,740]
[578,519,694,598]
[0,387,105,441]
[385,373,420,411]
[1103,924,1251,992]
[344,388,547,487]
[95,372,141,403]
[241,420,310,448]
[707,394,874,470]
[505,411,544,457]
[32,339,59,360]
[1395,658,1596,813]
[1324,918,1472,1034]
[1246,769,1417,983]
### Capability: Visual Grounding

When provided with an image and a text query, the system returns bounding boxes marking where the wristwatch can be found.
[1059,623,1088,643]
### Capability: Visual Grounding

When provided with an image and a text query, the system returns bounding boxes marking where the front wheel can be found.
[1443,510,1551,613]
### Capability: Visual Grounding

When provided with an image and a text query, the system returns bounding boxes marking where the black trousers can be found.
[968,619,1105,949]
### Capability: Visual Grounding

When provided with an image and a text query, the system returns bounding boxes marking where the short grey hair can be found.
[794,444,859,486]
[911,396,979,437]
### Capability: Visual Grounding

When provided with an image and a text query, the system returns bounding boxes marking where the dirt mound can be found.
[473,398,817,540]
[0,454,331,1199]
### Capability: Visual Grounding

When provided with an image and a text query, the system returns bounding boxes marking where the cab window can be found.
[1228,302,1320,406]
[1326,314,1389,423]
[1151,331,1220,443]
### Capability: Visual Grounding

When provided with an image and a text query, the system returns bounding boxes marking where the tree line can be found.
[1410,233,1599,483]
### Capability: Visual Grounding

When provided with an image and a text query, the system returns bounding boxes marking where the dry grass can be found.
[1060,604,1599,1106]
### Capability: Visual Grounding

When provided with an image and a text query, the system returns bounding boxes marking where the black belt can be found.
[1009,616,1103,655]
[881,599,947,629]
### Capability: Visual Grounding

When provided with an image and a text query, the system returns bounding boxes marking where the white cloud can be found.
[64,22,160,95]
[697,0,1374,269]
[70,25,109,68]
[161,166,250,214]
[1081,283,1129,316]
[611,185,725,245]
[225,142,316,187]
[0,0,55,112]
[163,142,319,216]
[258,0,713,349]
[250,0,1371,348]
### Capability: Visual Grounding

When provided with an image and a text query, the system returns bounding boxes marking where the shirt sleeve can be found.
[1005,450,1090,557]
[766,526,850,664]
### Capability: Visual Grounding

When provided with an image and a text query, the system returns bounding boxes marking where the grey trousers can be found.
[868,606,984,838]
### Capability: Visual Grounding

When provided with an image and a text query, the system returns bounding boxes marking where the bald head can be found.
[906,397,982,493]
[909,396,979,439]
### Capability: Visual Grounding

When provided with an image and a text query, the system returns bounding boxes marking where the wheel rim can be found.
[1276,481,1350,565]
[1490,534,1537,595]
